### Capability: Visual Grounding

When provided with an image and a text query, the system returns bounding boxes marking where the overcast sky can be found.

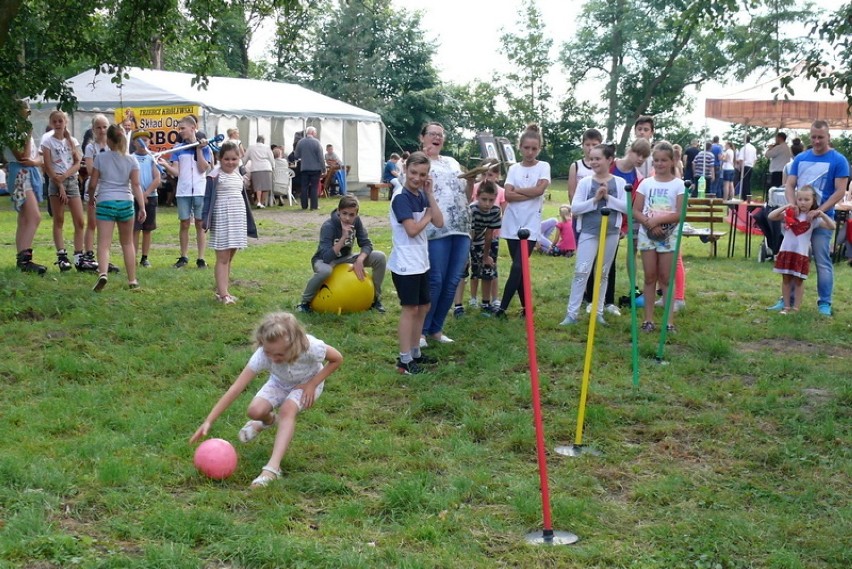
[254,0,848,136]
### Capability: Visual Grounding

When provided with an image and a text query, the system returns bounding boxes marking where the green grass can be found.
[0,183,849,568]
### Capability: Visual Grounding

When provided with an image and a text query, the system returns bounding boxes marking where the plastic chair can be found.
[272,161,295,206]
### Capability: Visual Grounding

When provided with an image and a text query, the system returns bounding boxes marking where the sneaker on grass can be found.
[396,358,425,375]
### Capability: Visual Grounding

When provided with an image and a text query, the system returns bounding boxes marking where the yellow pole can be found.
[574,209,611,446]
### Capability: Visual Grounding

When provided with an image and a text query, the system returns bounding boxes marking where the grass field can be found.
[0,183,849,568]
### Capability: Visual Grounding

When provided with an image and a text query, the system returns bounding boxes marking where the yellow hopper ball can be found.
[310,263,375,314]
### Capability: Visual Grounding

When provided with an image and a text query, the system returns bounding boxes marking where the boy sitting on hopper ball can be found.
[296,195,387,313]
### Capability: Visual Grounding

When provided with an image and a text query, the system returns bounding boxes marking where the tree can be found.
[0,0,298,148]
[258,0,322,83]
[271,0,441,152]
[560,0,815,153]
[498,0,553,126]
[546,96,602,176]
[803,2,852,106]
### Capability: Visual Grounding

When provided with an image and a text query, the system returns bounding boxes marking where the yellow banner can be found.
[114,105,201,154]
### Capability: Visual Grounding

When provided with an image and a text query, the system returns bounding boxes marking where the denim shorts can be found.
[176,195,204,221]
[638,229,676,253]
[48,177,80,198]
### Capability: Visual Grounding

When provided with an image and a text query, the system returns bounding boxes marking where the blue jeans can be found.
[423,234,471,336]
[811,227,833,306]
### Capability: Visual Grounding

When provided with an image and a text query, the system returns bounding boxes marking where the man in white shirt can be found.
[735,135,758,199]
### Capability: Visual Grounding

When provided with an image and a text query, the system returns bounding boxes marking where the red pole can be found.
[518,228,553,535]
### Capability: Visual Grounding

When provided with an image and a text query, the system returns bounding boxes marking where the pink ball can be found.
[194,438,238,480]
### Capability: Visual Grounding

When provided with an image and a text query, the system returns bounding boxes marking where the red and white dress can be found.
[773,212,822,279]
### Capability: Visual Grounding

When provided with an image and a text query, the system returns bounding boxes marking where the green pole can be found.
[625,185,640,387]
[655,182,691,362]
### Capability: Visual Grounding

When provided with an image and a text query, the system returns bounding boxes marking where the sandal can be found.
[238,415,276,443]
[641,321,655,332]
[250,466,281,488]
[216,293,237,305]
[666,324,677,333]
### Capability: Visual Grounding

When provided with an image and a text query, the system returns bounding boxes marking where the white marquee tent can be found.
[35,67,384,184]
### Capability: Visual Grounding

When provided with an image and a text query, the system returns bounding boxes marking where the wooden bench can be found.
[368,183,391,201]
[684,198,727,257]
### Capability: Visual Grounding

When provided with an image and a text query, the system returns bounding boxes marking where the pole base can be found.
[554,444,602,457]
[524,529,579,545]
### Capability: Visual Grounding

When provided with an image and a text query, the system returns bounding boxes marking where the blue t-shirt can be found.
[790,149,850,218]
[611,163,639,188]
[392,187,428,224]
[388,187,430,275]
[382,160,399,183]
[711,143,723,167]
[134,153,157,196]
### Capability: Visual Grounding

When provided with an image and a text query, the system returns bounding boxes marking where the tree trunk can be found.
[606,0,625,145]
[149,36,163,70]
[0,0,23,50]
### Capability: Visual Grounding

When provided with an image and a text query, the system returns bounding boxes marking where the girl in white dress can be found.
[203,142,252,304]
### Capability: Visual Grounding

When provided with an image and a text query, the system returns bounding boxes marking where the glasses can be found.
[424,131,444,138]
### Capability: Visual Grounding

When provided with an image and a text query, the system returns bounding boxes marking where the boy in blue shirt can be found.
[388,152,443,374]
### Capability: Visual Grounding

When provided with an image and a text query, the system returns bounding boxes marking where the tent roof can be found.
[47,67,381,123]
[704,72,852,130]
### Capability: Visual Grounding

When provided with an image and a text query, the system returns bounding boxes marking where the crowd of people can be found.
[4,102,850,487]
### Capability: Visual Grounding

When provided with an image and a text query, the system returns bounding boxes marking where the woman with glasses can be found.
[415,122,473,347]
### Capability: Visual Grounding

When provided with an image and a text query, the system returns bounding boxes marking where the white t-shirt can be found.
[722,148,735,171]
[636,177,685,238]
[738,143,757,167]
[41,133,79,175]
[3,136,39,164]
[502,161,551,241]
[247,335,327,389]
[0,168,6,188]
[171,145,212,197]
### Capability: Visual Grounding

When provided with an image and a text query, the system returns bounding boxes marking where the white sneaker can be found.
[654,298,664,307]
[491,300,501,309]
[468,297,478,307]
[419,336,428,348]
[586,303,593,314]
[673,300,686,312]
[433,334,454,343]
[605,304,621,316]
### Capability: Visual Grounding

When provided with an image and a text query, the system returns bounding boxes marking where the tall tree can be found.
[0,0,299,147]
[561,0,814,152]
[260,0,322,83]
[274,0,440,151]
[498,0,553,125]
[803,1,852,105]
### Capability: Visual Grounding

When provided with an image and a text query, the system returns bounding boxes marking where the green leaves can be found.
[560,0,814,152]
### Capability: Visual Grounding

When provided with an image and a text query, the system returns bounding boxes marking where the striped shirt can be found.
[470,204,502,246]
[693,150,715,178]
